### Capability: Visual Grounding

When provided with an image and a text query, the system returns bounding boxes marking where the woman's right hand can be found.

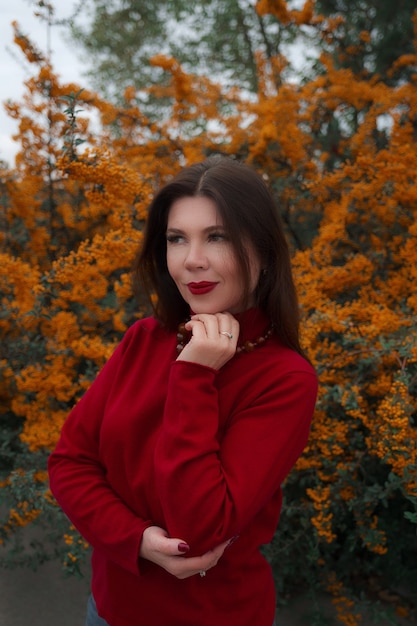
[177,312,240,370]
[139,526,230,579]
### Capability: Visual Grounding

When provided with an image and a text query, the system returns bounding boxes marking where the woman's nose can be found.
[184,243,208,269]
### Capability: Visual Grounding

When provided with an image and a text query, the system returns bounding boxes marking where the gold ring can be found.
[220,331,233,339]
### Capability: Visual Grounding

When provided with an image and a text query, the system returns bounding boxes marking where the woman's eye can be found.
[209,232,228,242]
[166,232,228,244]
[166,234,184,244]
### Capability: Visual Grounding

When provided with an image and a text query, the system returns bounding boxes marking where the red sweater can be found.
[48,308,317,626]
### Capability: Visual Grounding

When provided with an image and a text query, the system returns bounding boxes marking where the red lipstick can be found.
[187,281,218,295]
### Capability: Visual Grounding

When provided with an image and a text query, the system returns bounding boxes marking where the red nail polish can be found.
[227,535,239,548]
[178,542,190,553]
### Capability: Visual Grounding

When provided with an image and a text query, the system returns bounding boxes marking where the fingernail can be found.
[227,535,239,548]
[178,542,190,553]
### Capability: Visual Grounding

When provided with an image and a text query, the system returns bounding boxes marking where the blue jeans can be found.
[85,595,110,626]
[85,593,277,626]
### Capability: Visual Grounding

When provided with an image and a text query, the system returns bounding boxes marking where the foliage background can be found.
[1,1,416,624]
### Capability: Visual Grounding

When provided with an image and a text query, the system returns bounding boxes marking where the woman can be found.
[48,156,318,626]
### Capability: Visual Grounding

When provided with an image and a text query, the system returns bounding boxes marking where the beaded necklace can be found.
[176,323,274,354]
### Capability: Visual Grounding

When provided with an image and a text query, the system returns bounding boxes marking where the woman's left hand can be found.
[177,312,240,370]
[139,525,230,579]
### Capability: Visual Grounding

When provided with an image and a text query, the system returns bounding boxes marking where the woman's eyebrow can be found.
[166,225,225,233]
[166,227,183,233]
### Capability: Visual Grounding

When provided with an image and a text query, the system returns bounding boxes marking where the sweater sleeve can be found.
[48,326,151,577]
[154,357,317,555]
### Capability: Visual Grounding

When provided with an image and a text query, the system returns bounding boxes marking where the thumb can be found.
[170,536,191,555]
[152,528,190,556]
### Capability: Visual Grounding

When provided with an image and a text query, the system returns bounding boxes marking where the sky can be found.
[0,0,311,167]
[0,0,86,165]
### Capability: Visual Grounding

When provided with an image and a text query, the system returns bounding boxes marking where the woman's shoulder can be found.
[270,339,316,374]
[128,316,161,334]
[125,315,172,340]
[230,339,317,397]
[115,316,174,361]
[249,343,317,394]
[116,316,165,346]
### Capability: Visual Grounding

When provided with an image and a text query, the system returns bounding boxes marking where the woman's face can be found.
[166,195,261,315]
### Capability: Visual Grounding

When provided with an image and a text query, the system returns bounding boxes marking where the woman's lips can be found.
[187,281,218,295]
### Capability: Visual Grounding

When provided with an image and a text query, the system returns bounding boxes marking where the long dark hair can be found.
[133,156,304,356]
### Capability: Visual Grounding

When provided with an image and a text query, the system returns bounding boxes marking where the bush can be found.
[1,8,416,623]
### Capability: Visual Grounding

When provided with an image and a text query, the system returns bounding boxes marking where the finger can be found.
[216,313,239,335]
[192,539,231,570]
[151,529,190,556]
[216,312,237,327]
[169,539,233,579]
[188,314,220,340]
[184,318,207,339]
[183,556,218,576]
[163,537,191,555]
[192,313,237,342]
[215,315,239,347]
[211,538,231,555]
[206,542,229,566]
